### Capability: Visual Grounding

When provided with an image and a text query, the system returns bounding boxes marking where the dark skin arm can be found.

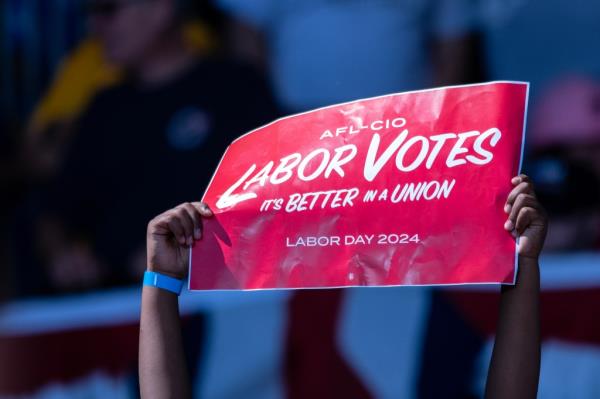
[485,174,548,399]
[140,287,189,399]
[139,176,546,398]
[139,202,213,399]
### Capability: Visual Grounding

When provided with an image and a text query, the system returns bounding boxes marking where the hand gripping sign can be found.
[190,82,529,290]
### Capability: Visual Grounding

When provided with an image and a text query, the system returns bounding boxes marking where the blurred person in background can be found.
[27,0,279,293]
[214,0,482,112]
[19,5,221,183]
[526,76,600,251]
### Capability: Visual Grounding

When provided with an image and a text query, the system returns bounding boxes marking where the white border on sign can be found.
[188,81,530,291]
[513,82,531,285]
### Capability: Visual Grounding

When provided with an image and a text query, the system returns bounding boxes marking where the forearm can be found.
[139,286,191,399]
[485,257,541,399]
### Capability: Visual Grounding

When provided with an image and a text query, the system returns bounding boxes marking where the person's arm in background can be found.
[485,175,548,399]
[139,202,213,399]
[34,91,116,293]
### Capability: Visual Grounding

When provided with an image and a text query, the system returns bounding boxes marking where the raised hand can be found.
[504,174,548,260]
[146,202,213,279]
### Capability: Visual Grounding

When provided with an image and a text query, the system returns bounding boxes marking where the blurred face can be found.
[87,0,176,67]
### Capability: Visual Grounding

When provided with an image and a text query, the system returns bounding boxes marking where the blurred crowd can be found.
[1,0,599,299]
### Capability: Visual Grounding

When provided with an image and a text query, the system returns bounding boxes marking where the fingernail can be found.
[512,177,520,184]
[194,228,201,239]
[186,236,193,246]
[504,204,511,213]
[504,220,514,230]
[202,204,213,216]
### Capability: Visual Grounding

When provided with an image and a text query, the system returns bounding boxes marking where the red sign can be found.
[190,82,529,290]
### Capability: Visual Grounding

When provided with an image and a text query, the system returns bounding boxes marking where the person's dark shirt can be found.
[50,57,279,286]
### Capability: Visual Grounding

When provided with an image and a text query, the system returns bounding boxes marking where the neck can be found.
[134,30,196,87]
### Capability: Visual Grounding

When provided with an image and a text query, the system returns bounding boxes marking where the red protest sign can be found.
[190,82,529,290]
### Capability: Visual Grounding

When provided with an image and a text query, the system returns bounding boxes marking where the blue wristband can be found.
[143,271,184,295]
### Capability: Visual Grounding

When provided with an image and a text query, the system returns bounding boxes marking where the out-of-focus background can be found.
[1,0,599,397]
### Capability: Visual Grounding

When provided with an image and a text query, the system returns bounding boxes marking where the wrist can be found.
[142,283,180,301]
[517,255,541,268]
[143,270,184,295]
[518,253,541,261]
[141,284,180,315]
[146,265,186,280]
[504,258,540,293]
